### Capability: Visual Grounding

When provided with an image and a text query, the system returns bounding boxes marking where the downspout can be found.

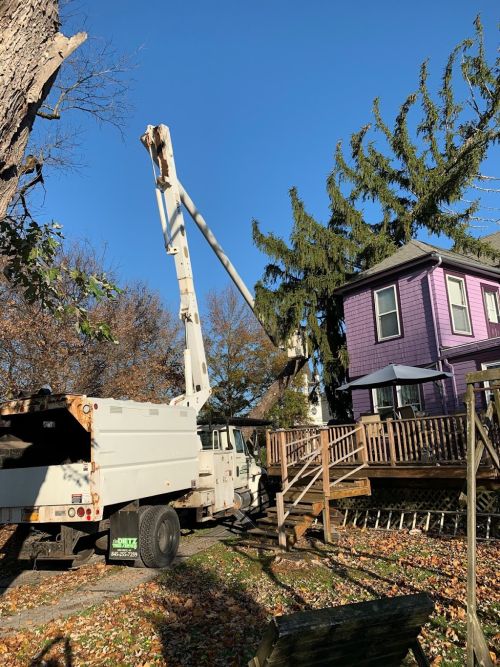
[442,357,459,412]
[426,254,450,413]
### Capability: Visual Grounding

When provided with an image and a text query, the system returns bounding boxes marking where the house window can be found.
[374,285,401,341]
[446,275,471,335]
[483,289,500,324]
[399,385,422,411]
[372,386,395,417]
[481,361,500,405]
[372,384,422,416]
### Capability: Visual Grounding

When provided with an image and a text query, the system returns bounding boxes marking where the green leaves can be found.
[253,17,500,419]
[0,214,121,341]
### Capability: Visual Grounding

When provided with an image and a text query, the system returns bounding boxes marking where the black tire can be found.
[138,505,180,568]
[131,505,149,568]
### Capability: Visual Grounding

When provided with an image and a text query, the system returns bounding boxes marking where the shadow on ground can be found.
[29,635,73,667]
[148,557,268,666]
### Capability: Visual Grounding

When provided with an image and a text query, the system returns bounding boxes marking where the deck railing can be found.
[274,424,364,548]
[267,413,469,468]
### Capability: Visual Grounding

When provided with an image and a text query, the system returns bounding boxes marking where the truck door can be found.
[233,429,250,490]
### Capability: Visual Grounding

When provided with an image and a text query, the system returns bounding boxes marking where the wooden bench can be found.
[249,593,434,666]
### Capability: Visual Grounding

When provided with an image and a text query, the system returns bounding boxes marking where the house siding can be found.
[445,348,500,412]
[431,267,500,347]
[344,267,436,378]
[343,261,500,420]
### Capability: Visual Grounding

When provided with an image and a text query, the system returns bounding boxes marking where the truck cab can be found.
[172,422,267,521]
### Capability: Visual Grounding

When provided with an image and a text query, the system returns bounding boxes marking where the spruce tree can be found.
[253,17,499,419]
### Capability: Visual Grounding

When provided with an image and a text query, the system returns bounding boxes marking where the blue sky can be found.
[37,1,499,313]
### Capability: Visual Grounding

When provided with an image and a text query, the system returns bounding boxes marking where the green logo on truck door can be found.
[112,537,138,549]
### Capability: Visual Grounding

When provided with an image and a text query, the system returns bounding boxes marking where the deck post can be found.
[356,422,368,464]
[321,428,332,543]
[386,419,397,466]
[279,430,288,487]
[265,429,271,467]
[276,491,287,549]
[465,374,496,667]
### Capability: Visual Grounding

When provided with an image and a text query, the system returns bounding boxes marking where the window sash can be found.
[446,276,471,334]
[484,290,500,324]
[374,285,401,340]
[372,384,422,413]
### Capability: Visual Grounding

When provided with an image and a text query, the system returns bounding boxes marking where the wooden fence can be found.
[267,413,469,469]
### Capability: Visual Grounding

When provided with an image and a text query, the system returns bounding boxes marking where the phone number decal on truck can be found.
[110,537,138,559]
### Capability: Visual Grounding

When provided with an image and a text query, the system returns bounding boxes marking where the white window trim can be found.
[373,284,401,341]
[483,288,500,324]
[446,274,472,335]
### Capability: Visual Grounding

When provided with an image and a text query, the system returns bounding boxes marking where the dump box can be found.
[0,394,200,524]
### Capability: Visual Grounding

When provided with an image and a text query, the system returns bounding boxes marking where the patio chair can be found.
[248,593,434,666]
[396,405,416,420]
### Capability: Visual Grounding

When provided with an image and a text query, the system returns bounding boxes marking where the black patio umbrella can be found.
[337,364,453,391]
[337,363,453,414]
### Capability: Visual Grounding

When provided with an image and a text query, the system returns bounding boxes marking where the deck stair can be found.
[246,427,371,550]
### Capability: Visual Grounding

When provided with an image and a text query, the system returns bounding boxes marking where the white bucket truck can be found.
[0,125,305,568]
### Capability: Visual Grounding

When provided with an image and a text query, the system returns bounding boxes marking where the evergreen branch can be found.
[417,60,442,165]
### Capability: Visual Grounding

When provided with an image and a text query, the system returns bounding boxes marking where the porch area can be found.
[266,414,500,481]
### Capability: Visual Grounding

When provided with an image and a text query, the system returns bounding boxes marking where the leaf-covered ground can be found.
[0,561,121,617]
[0,527,498,666]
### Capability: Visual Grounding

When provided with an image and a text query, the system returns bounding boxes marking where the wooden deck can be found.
[266,415,500,481]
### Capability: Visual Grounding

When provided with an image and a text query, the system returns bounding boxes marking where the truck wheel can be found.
[138,505,180,568]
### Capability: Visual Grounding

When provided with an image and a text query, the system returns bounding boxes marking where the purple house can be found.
[337,232,500,419]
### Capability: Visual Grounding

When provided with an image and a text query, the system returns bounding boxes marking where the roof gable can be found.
[337,236,500,294]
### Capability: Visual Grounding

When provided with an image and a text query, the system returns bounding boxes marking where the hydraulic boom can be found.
[142,125,211,412]
[142,124,308,416]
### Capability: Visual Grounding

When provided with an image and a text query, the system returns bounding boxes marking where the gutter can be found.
[335,256,432,295]
[336,251,500,296]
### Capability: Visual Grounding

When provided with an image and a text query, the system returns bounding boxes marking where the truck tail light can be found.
[77,507,85,518]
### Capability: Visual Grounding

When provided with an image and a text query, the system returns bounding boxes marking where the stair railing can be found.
[276,430,322,548]
[321,425,367,542]
[276,425,367,548]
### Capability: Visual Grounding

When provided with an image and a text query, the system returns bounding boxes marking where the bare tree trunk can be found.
[0,0,86,220]
[249,358,307,420]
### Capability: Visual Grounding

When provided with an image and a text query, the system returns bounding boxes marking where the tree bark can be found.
[0,0,86,220]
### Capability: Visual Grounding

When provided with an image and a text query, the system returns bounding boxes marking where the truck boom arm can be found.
[178,164,306,357]
[142,123,308,418]
[142,125,211,413]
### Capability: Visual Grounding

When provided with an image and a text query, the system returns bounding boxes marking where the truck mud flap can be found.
[109,510,139,560]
